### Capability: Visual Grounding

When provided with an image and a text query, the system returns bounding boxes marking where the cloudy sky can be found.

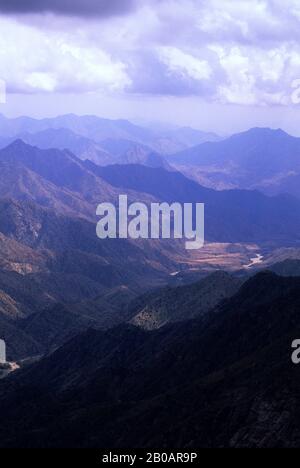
[1,0,300,134]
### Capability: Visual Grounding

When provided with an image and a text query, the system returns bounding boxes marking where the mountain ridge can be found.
[167,127,300,197]
[0,272,300,447]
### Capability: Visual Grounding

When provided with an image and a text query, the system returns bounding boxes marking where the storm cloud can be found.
[0,0,137,17]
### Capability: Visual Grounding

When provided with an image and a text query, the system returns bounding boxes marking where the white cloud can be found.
[0,17,131,94]
[158,47,212,81]
[1,1,300,106]
[210,44,293,105]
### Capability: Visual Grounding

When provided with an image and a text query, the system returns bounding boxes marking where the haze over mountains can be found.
[0,126,300,359]
[169,127,300,198]
[0,114,220,167]
[2,114,300,201]
[1,114,300,447]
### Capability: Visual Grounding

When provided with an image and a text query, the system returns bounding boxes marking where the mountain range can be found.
[0,113,220,157]
[93,162,300,245]
[3,115,300,201]
[0,271,300,447]
[0,136,300,360]
[0,116,300,447]
[168,127,300,198]
[0,129,172,170]
[0,141,185,359]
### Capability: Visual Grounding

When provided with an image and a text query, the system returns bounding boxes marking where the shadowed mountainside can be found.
[0,272,300,447]
[1,139,300,361]
[130,271,243,330]
[89,162,300,245]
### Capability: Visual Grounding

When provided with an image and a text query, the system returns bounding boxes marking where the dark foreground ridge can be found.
[0,272,300,448]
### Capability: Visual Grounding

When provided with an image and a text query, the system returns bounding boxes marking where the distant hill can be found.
[93,163,300,245]
[0,129,171,170]
[152,126,221,154]
[163,126,221,147]
[99,138,171,169]
[0,113,220,155]
[10,128,114,166]
[0,113,154,143]
[168,128,300,197]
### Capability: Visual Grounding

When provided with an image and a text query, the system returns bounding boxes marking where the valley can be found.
[0,115,300,447]
[0,131,299,360]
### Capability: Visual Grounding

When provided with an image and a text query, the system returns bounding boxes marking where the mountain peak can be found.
[6,138,29,149]
[242,127,291,138]
[2,139,75,159]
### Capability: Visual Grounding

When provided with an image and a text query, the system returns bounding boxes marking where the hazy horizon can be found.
[1,109,300,140]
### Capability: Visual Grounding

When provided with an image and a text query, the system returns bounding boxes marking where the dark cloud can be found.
[0,0,137,17]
